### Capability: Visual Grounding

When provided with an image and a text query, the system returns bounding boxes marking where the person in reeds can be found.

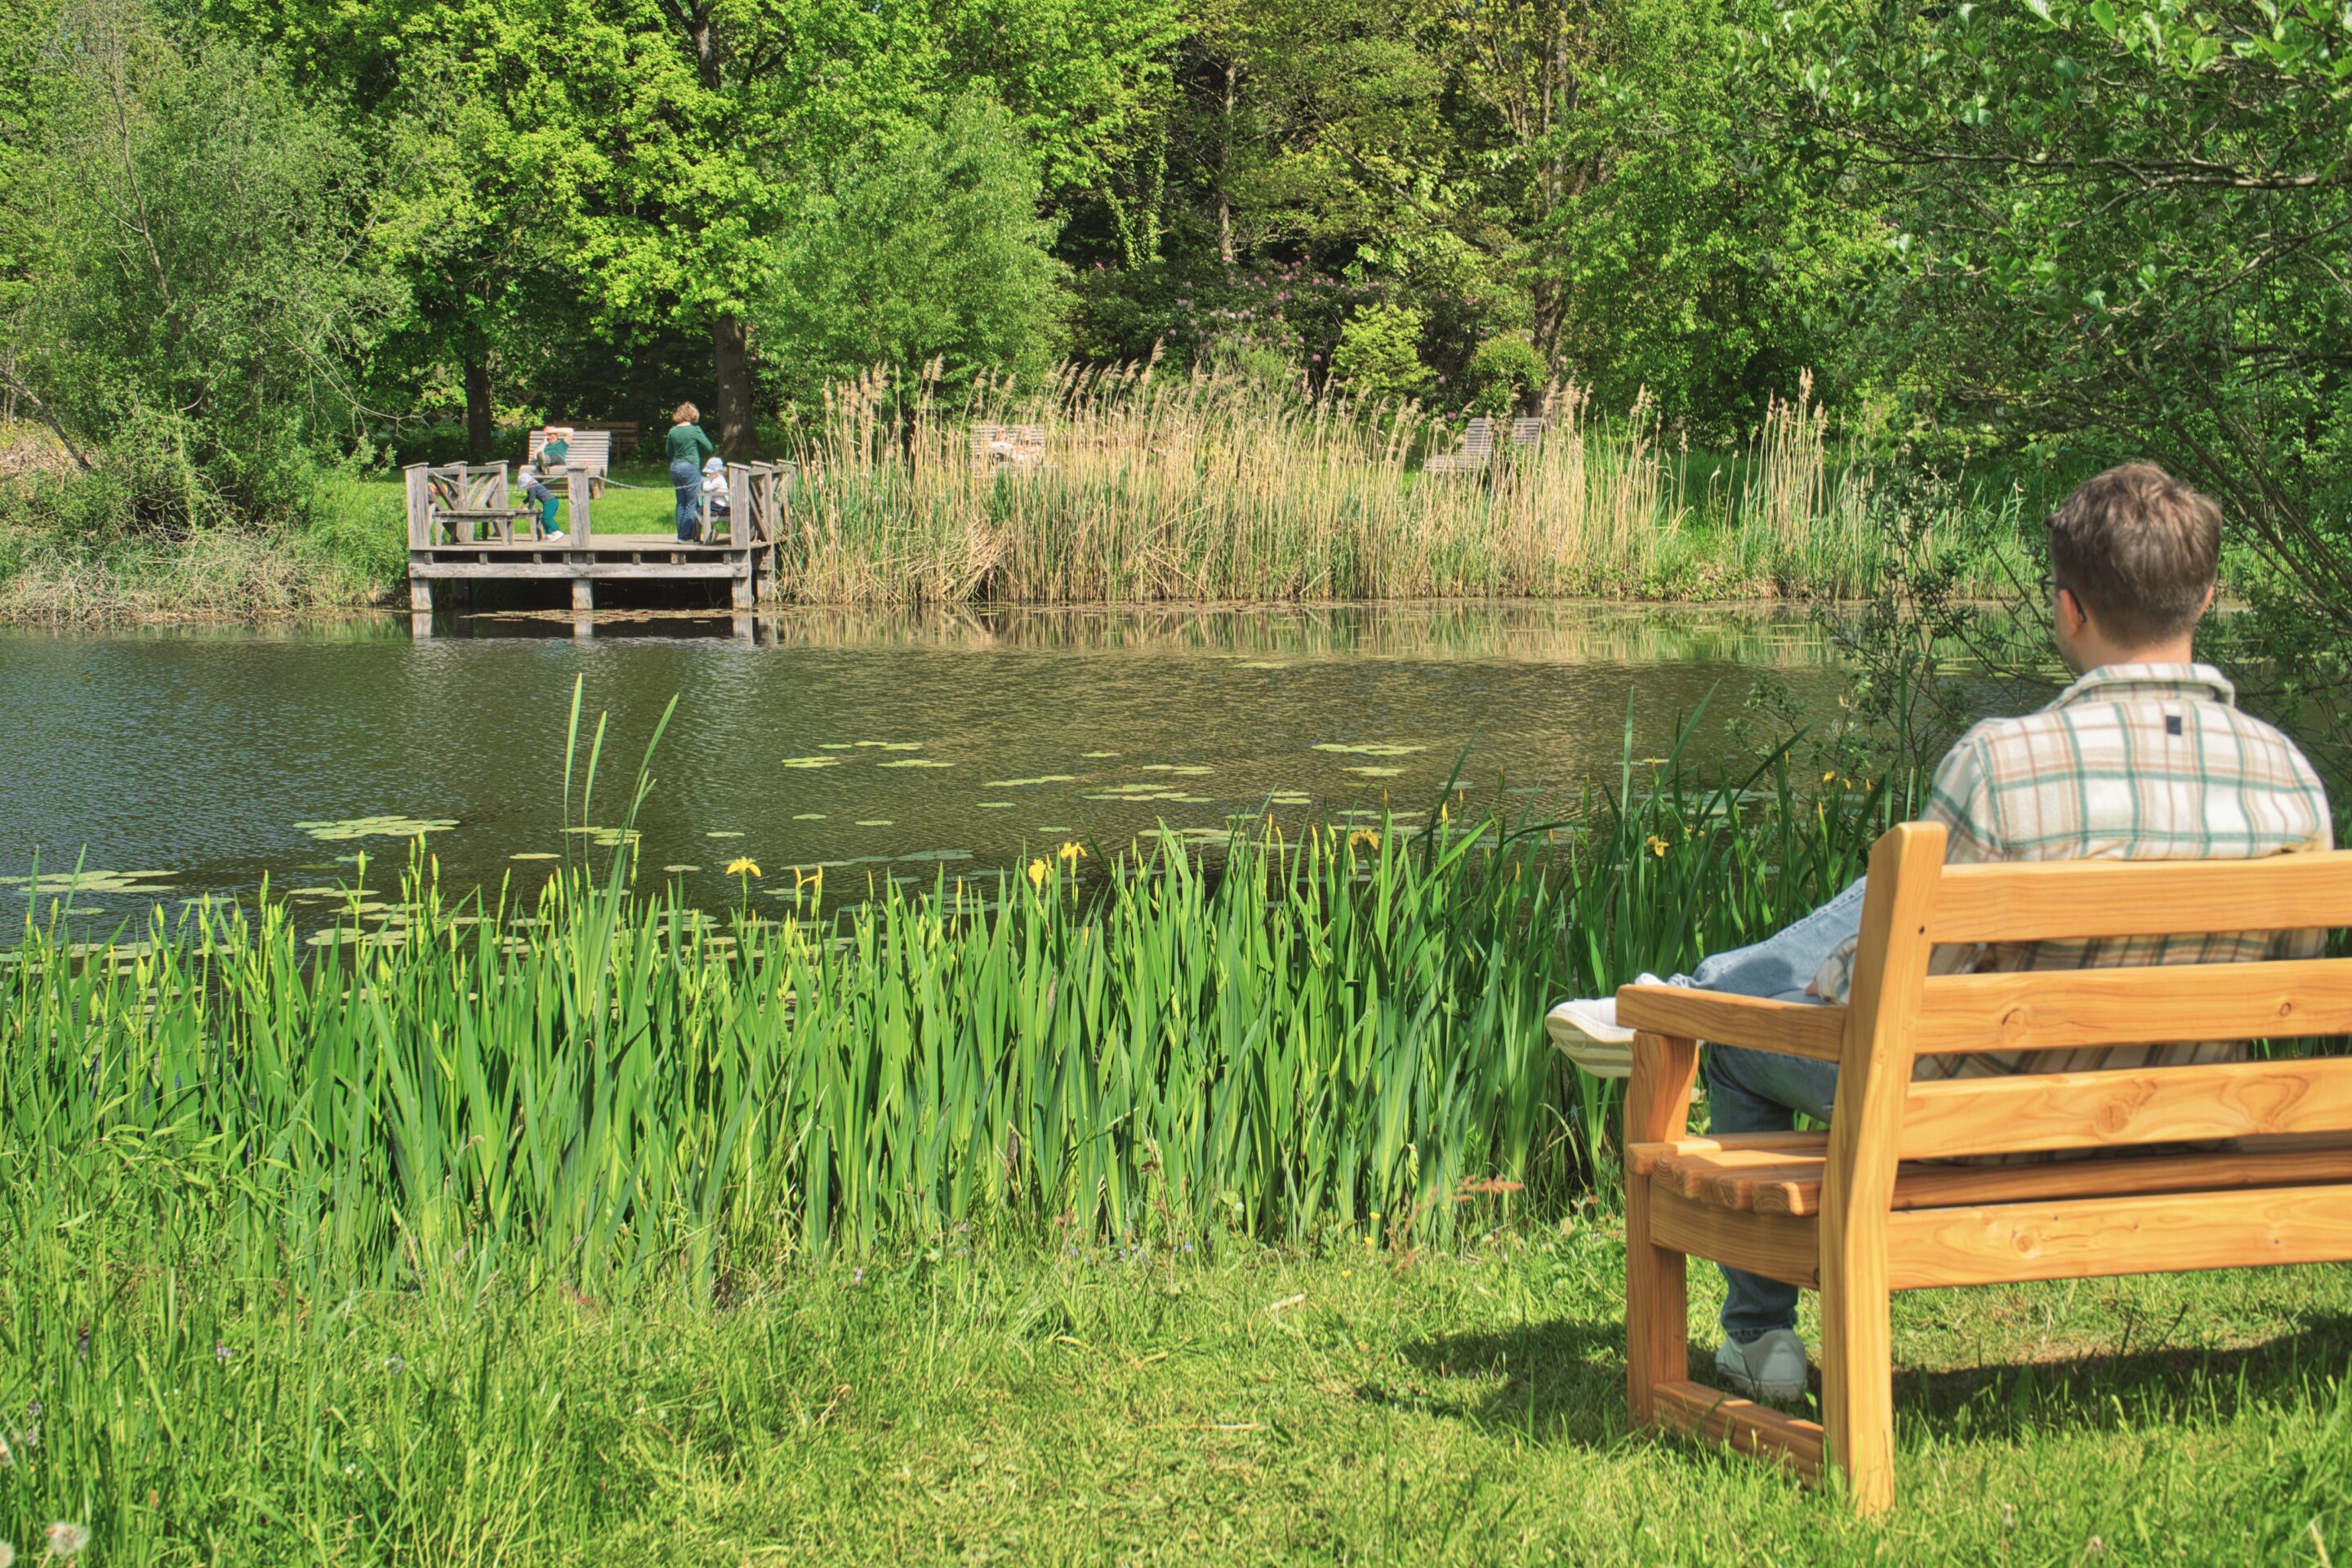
[667,403,716,542]
[1546,463,2332,1404]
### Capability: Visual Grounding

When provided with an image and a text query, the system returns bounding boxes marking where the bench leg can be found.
[1625,1175,1686,1428]
[1624,1031,1699,1429]
[1820,1263,1895,1514]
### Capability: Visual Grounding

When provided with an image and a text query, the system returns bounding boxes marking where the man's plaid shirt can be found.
[1813,663,2334,1080]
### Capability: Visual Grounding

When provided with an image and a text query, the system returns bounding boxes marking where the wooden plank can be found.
[1624,1033,1699,1429]
[1886,1182,2352,1289]
[1651,1380,1824,1481]
[1652,1146,1831,1208]
[1650,1185,1820,1288]
[1629,1132,1827,1178]
[1740,1139,2352,1217]
[1616,986,1846,1062]
[1820,821,1946,1517]
[1900,1056,2352,1159]
[409,559,744,580]
[1913,960,2352,1055]
[1928,853,2352,943]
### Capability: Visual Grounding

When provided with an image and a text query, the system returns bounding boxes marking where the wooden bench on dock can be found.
[403,457,790,635]
[970,421,1048,473]
[1619,821,2352,1513]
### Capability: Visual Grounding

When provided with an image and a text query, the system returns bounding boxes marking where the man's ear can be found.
[2199,583,2216,614]
[2056,586,2089,637]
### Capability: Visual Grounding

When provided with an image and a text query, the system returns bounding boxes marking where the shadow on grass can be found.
[1378,1309,2352,1450]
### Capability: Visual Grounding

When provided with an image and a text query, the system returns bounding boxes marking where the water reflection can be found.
[0,603,1848,925]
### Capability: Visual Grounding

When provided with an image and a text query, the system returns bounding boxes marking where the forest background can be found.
[0,0,2348,714]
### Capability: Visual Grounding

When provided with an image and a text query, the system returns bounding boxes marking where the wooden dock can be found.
[404,461,788,635]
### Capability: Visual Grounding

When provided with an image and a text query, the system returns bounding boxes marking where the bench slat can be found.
[1655,1135,2352,1216]
[1901,1055,2352,1158]
[1651,1381,1823,1480]
[1927,853,2352,942]
[1913,959,2352,1054]
[1886,1182,2352,1289]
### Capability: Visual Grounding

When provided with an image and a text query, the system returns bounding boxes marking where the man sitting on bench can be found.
[1548,463,2332,1401]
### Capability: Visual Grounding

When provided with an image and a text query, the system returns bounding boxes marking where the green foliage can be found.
[4,1,391,528]
[1765,0,2352,679]
[1464,334,1546,416]
[760,96,1069,407]
[1329,303,1431,401]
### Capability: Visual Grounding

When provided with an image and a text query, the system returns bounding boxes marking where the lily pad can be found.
[3,868,177,897]
[293,815,458,842]
[975,802,1017,809]
[662,864,702,874]
[982,774,1078,788]
[878,759,955,768]
[781,757,841,769]
[1312,743,1426,757]
[1141,764,1214,776]
[793,812,827,821]
[856,819,893,827]
[1081,751,1120,759]
[1345,766,1405,777]
[509,853,559,862]
[706,831,746,839]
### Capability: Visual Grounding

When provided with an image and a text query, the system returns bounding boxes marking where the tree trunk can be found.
[464,355,494,461]
[1216,60,1238,265]
[711,314,758,458]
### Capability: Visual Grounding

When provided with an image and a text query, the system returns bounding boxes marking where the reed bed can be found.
[2,706,1903,1316]
[773,366,1885,608]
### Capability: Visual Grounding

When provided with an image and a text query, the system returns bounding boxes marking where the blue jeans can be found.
[671,458,703,541]
[1668,876,1868,1342]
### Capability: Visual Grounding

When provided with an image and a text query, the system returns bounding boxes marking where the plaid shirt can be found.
[1814,663,2333,1080]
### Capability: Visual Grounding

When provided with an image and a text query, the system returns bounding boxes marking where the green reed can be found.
[1,715,1906,1316]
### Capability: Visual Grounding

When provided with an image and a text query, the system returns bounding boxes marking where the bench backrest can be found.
[1508,416,1544,446]
[1834,823,2352,1172]
[529,427,612,474]
[1460,417,1495,454]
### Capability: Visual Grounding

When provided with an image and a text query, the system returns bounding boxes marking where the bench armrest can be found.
[1615,984,1846,1063]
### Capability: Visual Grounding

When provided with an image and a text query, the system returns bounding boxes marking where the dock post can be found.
[731,555,755,612]
[410,573,434,638]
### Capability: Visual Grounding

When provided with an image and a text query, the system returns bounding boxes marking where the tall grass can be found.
[773,366,1897,607]
[2,697,1904,1312]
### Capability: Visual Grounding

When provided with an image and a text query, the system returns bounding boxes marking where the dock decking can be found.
[404,461,788,635]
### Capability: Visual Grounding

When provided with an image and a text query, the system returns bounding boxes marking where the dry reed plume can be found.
[773,363,1877,607]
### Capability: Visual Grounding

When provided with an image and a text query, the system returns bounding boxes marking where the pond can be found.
[0,603,1848,927]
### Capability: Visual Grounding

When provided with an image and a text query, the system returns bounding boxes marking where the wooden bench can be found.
[970,422,1048,473]
[416,463,538,545]
[1423,416,1494,474]
[1508,416,1544,448]
[1619,821,2352,1513]
[528,426,613,498]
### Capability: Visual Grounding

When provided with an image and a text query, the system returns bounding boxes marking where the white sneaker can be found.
[1544,973,1669,1078]
[1715,1330,1809,1401]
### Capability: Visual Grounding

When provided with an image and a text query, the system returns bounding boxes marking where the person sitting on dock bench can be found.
[667,403,717,543]
[1546,461,2332,1404]
[516,462,568,541]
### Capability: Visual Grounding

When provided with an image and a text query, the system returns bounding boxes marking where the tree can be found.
[758,95,1066,405]
[1765,0,2352,648]
[4,0,394,522]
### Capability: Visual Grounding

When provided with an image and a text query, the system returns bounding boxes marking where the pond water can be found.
[0,603,1846,927]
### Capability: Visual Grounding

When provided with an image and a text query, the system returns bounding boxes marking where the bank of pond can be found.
[3,761,1895,1298]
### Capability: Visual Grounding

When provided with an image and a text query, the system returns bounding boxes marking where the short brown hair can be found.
[2045,463,2221,645]
[674,402,699,423]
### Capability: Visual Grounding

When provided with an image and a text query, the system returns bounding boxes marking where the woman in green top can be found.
[667,403,717,541]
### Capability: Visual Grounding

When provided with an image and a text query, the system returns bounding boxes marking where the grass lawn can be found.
[42,1227,2352,1564]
